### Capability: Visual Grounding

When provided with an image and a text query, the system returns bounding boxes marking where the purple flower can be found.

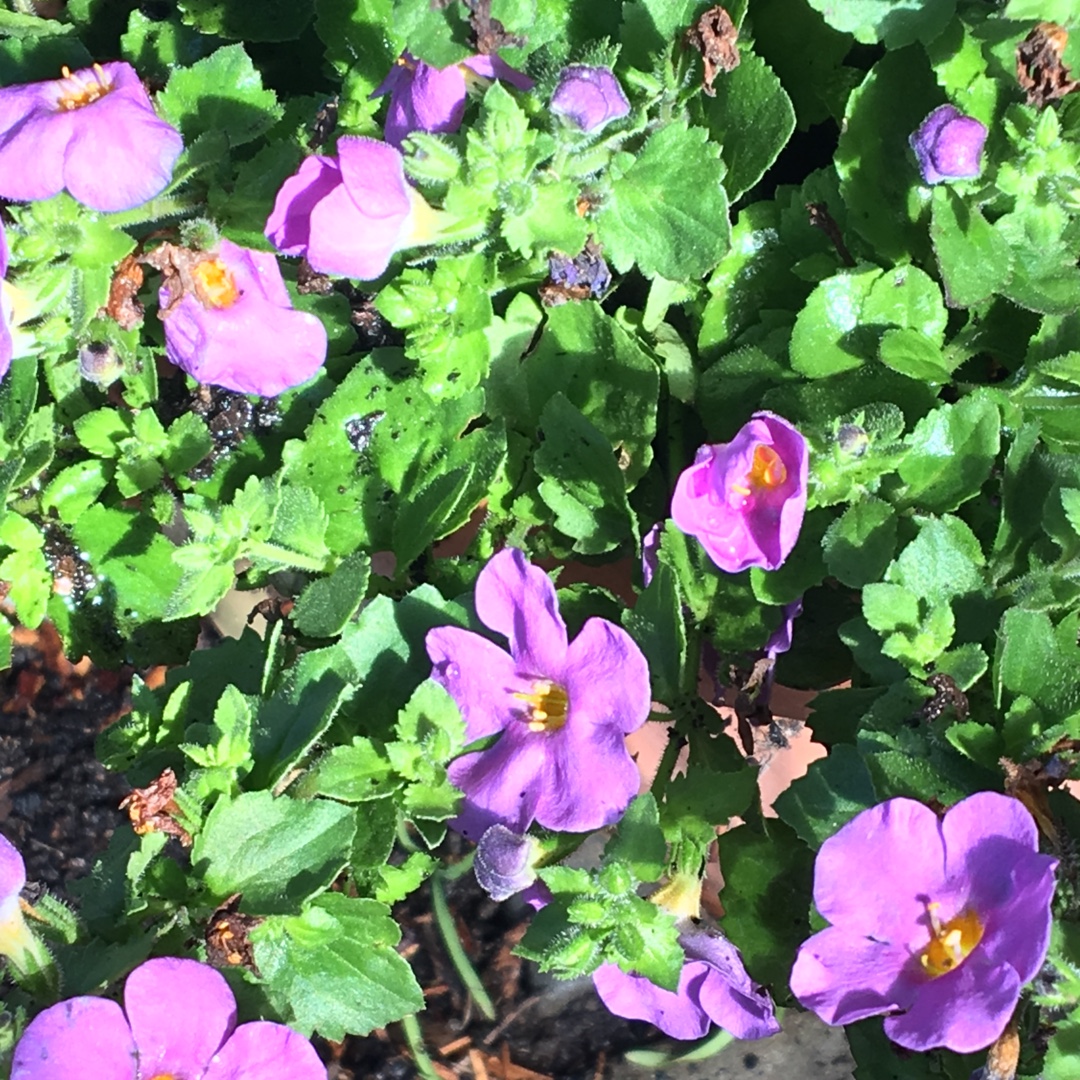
[790,793,1057,1053]
[159,238,327,397]
[910,105,987,185]
[265,136,440,281]
[11,956,324,1080]
[0,62,182,212]
[593,927,779,1041]
[671,412,808,574]
[475,824,540,901]
[0,220,11,380]
[0,832,28,961]
[550,66,630,134]
[373,53,534,148]
[426,547,651,839]
[547,239,611,299]
[765,598,803,659]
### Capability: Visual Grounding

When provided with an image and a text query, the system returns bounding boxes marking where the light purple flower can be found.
[159,238,327,397]
[372,53,534,148]
[265,136,440,281]
[790,793,1057,1053]
[0,62,182,212]
[0,832,27,960]
[426,547,651,839]
[671,411,808,574]
[910,105,987,185]
[551,66,630,134]
[11,956,324,1080]
[475,824,539,901]
[594,927,779,1041]
[0,220,11,380]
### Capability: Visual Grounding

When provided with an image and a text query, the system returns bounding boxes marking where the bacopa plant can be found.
[1,1,1080,1079]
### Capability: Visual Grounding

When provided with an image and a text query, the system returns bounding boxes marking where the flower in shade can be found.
[550,66,630,134]
[373,53,534,148]
[265,136,441,281]
[0,62,182,212]
[475,824,540,901]
[594,929,780,1041]
[671,411,808,574]
[790,792,1057,1053]
[910,105,987,185]
[426,547,651,839]
[158,238,327,397]
[11,956,324,1080]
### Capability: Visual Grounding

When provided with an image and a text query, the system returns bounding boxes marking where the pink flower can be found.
[11,956,324,1080]
[671,412,808,573]
[265,136,439,281]
[0,62,182,212]
[910,105,987,185]
[550,66,630,133]
[159,238,326,397]
[373,53,534,148]
[0,220,11,380]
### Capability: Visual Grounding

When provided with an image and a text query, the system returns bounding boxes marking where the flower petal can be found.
[0,832,26,902]
[475,548,568,678]
[564,617,650,736]
[942,791,1037,879]
[385,62,467,147]
[789,926,912,1027]
[11,997,136,1080]
[265,155,341,257]
[202,1021,325,1080]
[593,962,711,1041]
[463,55,534,90]
[0,108,73,202]
[684,933,779,1040]
[426,626,520,741]
[883,952,1020,1053]
[813,798,947,943]
[124,957,236,1078]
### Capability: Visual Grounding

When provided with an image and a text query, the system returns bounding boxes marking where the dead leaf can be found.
[685,6,740,97]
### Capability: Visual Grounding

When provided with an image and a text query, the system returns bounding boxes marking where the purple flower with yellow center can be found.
[790,792,1057,1053]
[910,104,987,185]
[671,411,808,574]
[11,956,324,1080]
[0,62,182,212]
[265,136,441,281]
[550,66,630,134]
[426,547,651,839]
[372,53,534,148]
[158,238,327,397]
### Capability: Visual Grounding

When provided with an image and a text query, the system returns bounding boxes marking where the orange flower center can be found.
[147,1075,177,1080]
[57,64,113,111]
[731,444,787,498]
[513,680,570,733]
[918,903,984,977]
[193,258,240,309]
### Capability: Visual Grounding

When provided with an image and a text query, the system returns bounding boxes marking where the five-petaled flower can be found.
[11,956,325,1080]
[0,62,182,212]
[426,547,651,839]
[372,53,534,148]
[265,136,441,281]
[157,238,327,397]
[910,105,987,185]
[671,411,808,574]
[790,792,1057,1053]
[550,66,630,134]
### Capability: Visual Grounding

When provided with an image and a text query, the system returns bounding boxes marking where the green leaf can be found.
[930,187,1012,308]
[292,553,371,639]
[823,497,897,588]
[253,893,423,1038]
[789,267,882,377]
[994,608,1080,716]
[307,739,398,803]
[534,394,635,555]
[178,0,314,41]
[623,562,687,703]
[193,791,356,914]
[158,44,283,147]
[878,328,954,383]
[897,392,1000,513]
[73,408,130,458]
[0,545,50,628]
[660,768,757,847]
[805,0,955,48]
[598,121,731,281]
[888,515,985,605]
[860,264,946,340]
[702,50,796,202]
[603,794,666,883]
[863,583,920,635]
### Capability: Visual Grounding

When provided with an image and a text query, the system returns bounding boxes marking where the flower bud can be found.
[551,65,630,134]
[836,422,869,457]
[78,341,123,386]
[474,825,539,901]
[910,105,987,185]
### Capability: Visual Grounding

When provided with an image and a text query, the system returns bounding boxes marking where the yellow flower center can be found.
[513,680,570,733]
[57,64,113,111]
[193,258,240,309]
[918,902,984,977]
[730,444,787,498]
[147,1075,177,1080]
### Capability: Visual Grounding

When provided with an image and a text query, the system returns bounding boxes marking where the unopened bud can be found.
[837,423,869,457]
[78,341,123,386]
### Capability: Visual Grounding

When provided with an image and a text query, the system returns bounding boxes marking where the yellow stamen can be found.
[513,680,570,733]
[747,444,787,490]
[193,257,240,309]
[918,902,984,977]
[57,63,112,111]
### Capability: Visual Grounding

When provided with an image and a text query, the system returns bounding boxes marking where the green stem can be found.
[246,542,327,573]
[104,194,203,229]
[399,1013,439,1080]
[430,871,497,1021]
